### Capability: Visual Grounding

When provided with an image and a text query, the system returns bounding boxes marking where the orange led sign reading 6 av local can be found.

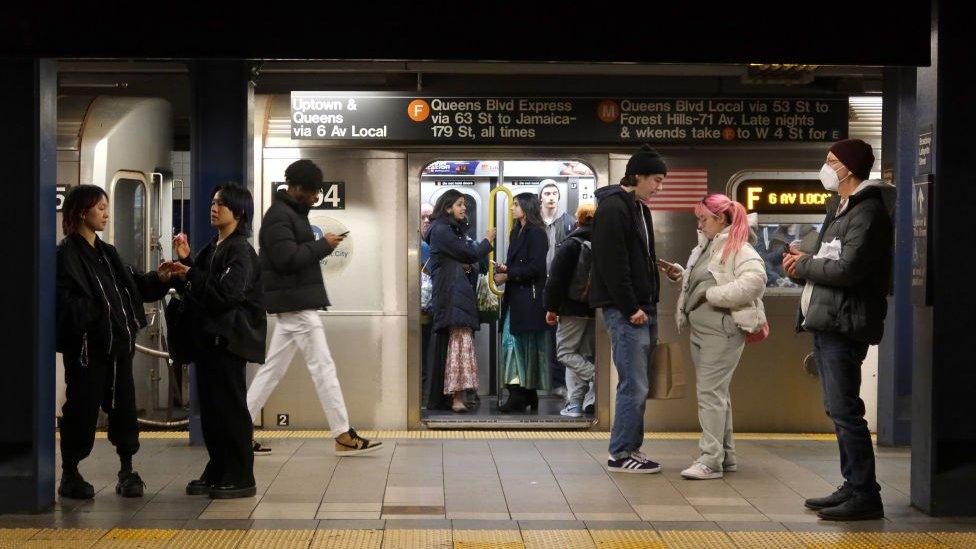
[736,179,833,215]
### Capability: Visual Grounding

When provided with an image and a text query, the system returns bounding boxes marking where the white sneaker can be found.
[681,462,723,480]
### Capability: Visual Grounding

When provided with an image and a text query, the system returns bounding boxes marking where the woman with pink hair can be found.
[662,193,768,480]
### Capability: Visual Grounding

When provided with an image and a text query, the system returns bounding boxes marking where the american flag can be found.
[646,168,709,211]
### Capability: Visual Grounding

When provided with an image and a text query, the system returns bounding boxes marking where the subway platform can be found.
[1,431,974,548]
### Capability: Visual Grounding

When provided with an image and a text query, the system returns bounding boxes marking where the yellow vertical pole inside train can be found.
[488,185,513,297]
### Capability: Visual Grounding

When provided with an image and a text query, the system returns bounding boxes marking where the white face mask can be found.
[818,163,839,191]
[819,163,852,192]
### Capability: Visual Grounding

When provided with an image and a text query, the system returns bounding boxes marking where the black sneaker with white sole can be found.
[252,440,271,456]
[607,452,662,474]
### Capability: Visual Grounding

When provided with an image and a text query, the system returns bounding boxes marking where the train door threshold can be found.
[423,396,596,429]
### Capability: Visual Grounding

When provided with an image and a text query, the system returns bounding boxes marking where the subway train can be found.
[54,93,882,434]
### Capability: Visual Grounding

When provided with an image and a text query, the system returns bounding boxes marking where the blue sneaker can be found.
[607,452,662,474]
[560,403,583,417]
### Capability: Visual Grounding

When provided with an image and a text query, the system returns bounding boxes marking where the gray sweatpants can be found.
[688,304,746,471]
[555,316,595,407]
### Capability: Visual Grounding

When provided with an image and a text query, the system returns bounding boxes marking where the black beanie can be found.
[625,144,668,176]
[829,139,874,180]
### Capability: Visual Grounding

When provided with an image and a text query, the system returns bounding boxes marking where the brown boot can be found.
[335,428,383,456]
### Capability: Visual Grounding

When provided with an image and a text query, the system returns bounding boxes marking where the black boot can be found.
[526,389,539,411]
[59,469,95,500]
[116,471,145,498]
[817,491,884,521]
[804,485,854,510]
[498,386,531,413]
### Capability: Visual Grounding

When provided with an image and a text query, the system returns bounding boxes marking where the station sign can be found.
[272,181,345,210]
[736,179,833,215]
[291,92,848,145]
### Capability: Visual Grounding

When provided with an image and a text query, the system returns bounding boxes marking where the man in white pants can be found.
[247,159,382,456]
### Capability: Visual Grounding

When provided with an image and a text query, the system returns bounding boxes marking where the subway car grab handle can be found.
[135,344,170,359]
[488,186,513,297]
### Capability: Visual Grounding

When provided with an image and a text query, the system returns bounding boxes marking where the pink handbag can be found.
[745,322,770,344]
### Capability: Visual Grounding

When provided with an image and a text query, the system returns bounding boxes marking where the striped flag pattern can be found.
[646,168,709,211]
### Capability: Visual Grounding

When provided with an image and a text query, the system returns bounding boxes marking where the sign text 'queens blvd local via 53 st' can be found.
[290,92,848,145]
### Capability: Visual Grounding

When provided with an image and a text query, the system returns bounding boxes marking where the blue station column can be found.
[0,59,57,513]
[187,61,254,445]
[908,1,976,516]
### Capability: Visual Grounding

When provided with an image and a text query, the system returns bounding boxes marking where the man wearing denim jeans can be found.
[784,139,893,520]
[590,145,666,473]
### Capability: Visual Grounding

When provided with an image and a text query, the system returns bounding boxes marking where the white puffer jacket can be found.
[674,220,768,334]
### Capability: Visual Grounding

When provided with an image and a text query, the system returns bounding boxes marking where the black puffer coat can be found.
[425,217,493,333]
[501,222,549,335]
[260,190,334,313]
[793,181,894,344]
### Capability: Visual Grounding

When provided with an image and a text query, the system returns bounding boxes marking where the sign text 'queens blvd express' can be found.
[291,92,848,145]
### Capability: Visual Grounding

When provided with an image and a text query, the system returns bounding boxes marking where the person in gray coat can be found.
[666,194,767,480]
[784,138,893,521]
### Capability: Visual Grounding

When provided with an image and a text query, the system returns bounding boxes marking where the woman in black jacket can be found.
[56,185,173,499]
[168,183,267,499]
[423,189,495,412]
[495,193,550,412]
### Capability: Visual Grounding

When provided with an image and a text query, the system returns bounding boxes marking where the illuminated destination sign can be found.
[290,92,848,145]
[736,180,833,215]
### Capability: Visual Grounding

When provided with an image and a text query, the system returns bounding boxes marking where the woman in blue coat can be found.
[423,189,495,412]
[494,193,550,412]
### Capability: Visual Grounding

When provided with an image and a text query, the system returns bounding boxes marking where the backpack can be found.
[566,236,593,302]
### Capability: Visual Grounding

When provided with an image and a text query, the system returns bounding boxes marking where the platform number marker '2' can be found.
[276,414,289,427]
[273,181,346,210]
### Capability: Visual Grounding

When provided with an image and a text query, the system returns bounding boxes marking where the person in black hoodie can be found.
[56,185,174,499]
[590,145,666,474]
[544,203,596,418]
[495,193,551,413]
[168,183,267,499]
[424,189,495,412]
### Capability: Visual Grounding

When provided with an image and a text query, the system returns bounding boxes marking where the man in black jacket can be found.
[784,139,892,521]
[245,159,382,456]
[591,145,665,474]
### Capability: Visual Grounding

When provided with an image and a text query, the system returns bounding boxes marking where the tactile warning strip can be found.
[238,528,315,549]
[381,529,453,548]
[311,529,383,549]
[122,430,847,441]
[794,531,947,548]
[521,529,596,549]
[453,529,524,549]
[930,532,976,548]
[165,529,247,549]
[21,528,107,548]
[0,528,39,549]
[725,531,804,548]
[92,528,177,548]
[589,529,666,549]
[658,530,736,548]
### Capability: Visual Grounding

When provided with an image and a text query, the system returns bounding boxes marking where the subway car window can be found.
[112,178,147,272]
[754,223,824,288]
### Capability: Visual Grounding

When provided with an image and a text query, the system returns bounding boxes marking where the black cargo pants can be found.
[60,351,140,469]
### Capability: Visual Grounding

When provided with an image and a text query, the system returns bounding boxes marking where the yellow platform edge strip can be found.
[2,528,960,547]
[75,430,860,441]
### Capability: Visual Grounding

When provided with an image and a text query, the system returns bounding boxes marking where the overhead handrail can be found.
[487,185,513,297]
